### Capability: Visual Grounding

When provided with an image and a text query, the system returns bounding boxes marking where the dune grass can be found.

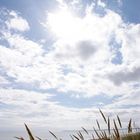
[15,110,140,140]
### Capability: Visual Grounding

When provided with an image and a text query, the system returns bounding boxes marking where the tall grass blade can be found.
[108,116,110,135]
[112,133,115,140]
[94,128,101,139]
[99,109,107,124]
[70,135,75,140]
[73,135,80,140]
[14,136,24,140]
[91,134,95,140]
[103,130,108,139]
[128,118,132,133]
[100,130,107,139]
[36,136,42,140]
[100,131,105,138]
[113,120,120,138]
[24,124,35,140]
[81,127,89,135]
[77,131,84,140]
[96,120,101,130]
[49,131,58,140]
[113,128,118,138]
[117,115,122,128]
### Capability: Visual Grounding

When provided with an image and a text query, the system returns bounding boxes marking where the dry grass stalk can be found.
[117,115,122,128]
[99,109,107,124]
[49,131,59,140]
[108,116,110,135]
[36,136,42,140]
[94,128,102,139]
[15,110,140,140]
[70,135,75,140]
[72,135,80,140]
[128,118,132,133]
[91,134,95,140]
[14,136,25,140]
[77,131,84,140]
[24,124,35,140]
[96,120,101,130]
[81,127,89,135]
[113,128,118,139]
[113,119,120,139]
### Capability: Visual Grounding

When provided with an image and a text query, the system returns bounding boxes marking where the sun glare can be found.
[47,9,81,41]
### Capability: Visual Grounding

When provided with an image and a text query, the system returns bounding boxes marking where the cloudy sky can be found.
[0,0,140,138]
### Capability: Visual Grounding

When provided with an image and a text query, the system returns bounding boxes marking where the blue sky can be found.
[0,0,140,139]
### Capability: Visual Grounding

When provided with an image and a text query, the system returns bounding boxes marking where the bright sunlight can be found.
[47,9,82,42]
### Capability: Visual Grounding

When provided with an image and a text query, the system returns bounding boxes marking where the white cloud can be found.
[108,67,140,85]
[0,88,103,130]
[97,0,106,8]
[0,88,54,128]
[0,3,140,131]
[46,7,122,43]
[1,5,140,100]
[0,75,9,84]
[0,88,51,106]
[40,3,126,97]
[6,11,30,32]
[117,24,140,65]
[104,90,140,127]
[41,2,140,99]
[0,34,45,83]
[0,4,137,99]
[6,34,43,56]
[43,6,123,78]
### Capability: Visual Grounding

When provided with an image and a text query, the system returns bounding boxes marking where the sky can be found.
[0,0,140,139]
